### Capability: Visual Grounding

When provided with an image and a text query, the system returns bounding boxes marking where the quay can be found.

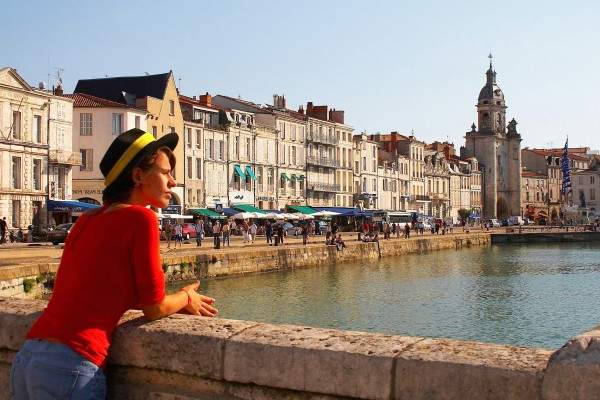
[1,230,600,399]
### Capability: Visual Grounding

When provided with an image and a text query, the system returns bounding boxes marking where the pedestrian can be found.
[8,128,217,399]
[302,223,309,245]
[0,216,6,244]
[164,221,173,248]
[195,220,204,246]
[212,220,221,247]
[277,223,285,244]
[249,221,257,243]
[449,221,454,234]
[222,220,230,246]
[265,220,273,244]
[242,220,249,243]
[404,223,410,239]
[173,221,183,249]
[334,233,346,251]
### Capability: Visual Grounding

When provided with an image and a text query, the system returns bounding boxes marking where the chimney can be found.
[306,102,314,116]
[54,85,63,96]
[199,92,211,106]
[282,95,286,109]
[329,108,345,124]
[298,105,304,115]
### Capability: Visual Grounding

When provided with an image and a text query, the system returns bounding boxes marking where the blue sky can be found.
[4,0,599,150]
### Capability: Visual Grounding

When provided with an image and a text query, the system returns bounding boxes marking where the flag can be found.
[561,138,572,196]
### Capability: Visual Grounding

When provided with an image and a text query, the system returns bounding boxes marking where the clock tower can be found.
[463,55,522,219]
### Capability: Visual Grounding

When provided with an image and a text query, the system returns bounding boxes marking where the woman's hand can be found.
[181,281,218,317]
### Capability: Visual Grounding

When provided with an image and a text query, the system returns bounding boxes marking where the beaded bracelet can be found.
[180,289,192,306]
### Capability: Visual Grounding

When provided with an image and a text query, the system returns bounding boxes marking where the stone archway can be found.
[496,197,509,219]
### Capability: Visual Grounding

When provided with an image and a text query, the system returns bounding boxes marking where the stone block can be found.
[0,297,45,350]
[542,326,600,400]
[394,338,551,400]
[224,323,421,400]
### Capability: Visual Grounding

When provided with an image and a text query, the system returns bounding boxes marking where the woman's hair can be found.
[102,147,176,203]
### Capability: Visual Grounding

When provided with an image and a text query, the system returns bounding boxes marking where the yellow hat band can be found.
[104,132,156,187]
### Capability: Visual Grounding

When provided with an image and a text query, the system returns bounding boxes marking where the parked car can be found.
[46,223,74,245]
[273,221,297,236]
[508,216,525,226]
[500,220,509,227]
[485,219,501,228]
[181,223,197,240]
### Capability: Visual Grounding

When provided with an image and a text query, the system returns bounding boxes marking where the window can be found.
[135,116,141,129]
[33,159,42,190]
[196,158,201,179]
[579,177,583,185]
[33,115,42,142]
[245,137,251,159]
[169,100,175,115]
[58,102,65,119]
[152,126,157,138]
[12,157,22,189]
[169,126,175,133]
[196,130,201,148]
[591,176,596,184]
[219,140,225,160]
[12,111,21,139]
[591,189,596,201]
[12,200,20,227]
[233,136,239,157]
[80,113,92,135]
[291,146,297,165]
[80,149,93,171]
[187,128,192,147]
[187,157,192,178]
[362,178,367,192]
[112,114,123,135]
[205,139,214,159]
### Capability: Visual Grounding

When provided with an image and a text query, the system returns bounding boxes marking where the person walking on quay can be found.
[249,221,257,243]
[195,220,204,246]
[206,220,213,237]
[301,222,309,245]
[449,221,454,234]
[212,220,221,247]
[164,221,173,248]
[242,220,249,243]
[0,216,6,244]
[9,129,217,399]
[277,223,285,245]
[222,220,231,246]
[173,221,183,249]
[404,223,411,239]
[265,220,273,244]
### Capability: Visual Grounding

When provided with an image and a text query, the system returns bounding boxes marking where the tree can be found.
[458,208,470,222]
[580,190,587,208]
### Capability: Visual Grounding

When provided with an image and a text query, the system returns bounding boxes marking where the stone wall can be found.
[2,297,600,399]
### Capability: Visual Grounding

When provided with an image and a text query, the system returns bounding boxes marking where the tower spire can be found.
[488,52,493,68]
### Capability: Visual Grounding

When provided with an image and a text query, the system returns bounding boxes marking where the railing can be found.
[306,156,340,168]
[49,150,82,166]
[414,195,431,202]
[307,133,339,145]
[307,182,341,192]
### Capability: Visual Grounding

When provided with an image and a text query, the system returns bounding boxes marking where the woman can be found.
[9,129,217,399]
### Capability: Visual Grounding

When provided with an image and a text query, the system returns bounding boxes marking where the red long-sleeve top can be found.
[27,205,165,369]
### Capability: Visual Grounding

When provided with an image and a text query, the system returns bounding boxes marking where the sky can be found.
[3,0,600,150]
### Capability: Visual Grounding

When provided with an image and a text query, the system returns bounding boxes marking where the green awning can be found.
[245,166,257,180]
[281,173,291,181]
[234,165,246,178]
[291,174,299,180]
[299,175,306,180]
[289,205,317,214]
[234,204,268,214]
[188,208,226,218]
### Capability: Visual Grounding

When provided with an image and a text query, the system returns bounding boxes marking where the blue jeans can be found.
[222,232,230,246]
[9,339,106,400]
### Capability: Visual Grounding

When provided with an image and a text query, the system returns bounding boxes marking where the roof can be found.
[525,148,590,161]
[178,94,220,111]
[64,93,142,109]
[522,170,548,178]
[74,72,171,103]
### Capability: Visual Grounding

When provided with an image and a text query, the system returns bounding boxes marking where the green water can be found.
[172,243,600,349]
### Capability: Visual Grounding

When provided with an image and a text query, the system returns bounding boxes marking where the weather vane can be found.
[488,53,493,67]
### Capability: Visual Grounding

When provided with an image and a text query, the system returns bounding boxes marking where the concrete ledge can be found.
[1,297,579,400]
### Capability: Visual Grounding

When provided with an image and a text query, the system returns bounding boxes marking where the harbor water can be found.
[172,242,600,349]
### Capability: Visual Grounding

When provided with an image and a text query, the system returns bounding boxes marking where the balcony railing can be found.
[414,195,431,202]
[306,156,340,168]
[307,181,341,192]
[49,150,82,166]
[307,133,339,145]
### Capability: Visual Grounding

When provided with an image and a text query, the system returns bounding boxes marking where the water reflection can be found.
[171,243,600,349]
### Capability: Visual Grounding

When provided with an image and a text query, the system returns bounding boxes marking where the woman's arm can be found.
[141,281,217,321]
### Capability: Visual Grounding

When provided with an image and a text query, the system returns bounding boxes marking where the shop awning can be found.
[221,207,239,215]
[48,200,100,213]
[313,207,359,217]
[234,165,246,178]
[245,166,257,180]
[188,208,222,218]
[281,173,291,181]
[289,205,317,214]
[299,175,306,180]
[234,204,268,214]
[291,174,299,180]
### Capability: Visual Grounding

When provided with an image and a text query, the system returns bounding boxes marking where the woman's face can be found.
[134,151,176,208]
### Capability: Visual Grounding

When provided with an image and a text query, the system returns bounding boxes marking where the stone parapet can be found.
[0,297,570,400]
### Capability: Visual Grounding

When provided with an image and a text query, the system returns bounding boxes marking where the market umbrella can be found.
[312,210,341,217]
[231,212,258,220]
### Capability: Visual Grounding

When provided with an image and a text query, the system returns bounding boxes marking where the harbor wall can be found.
[2,297,600,399]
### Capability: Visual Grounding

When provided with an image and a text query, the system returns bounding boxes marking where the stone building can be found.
[462,59,522,219]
